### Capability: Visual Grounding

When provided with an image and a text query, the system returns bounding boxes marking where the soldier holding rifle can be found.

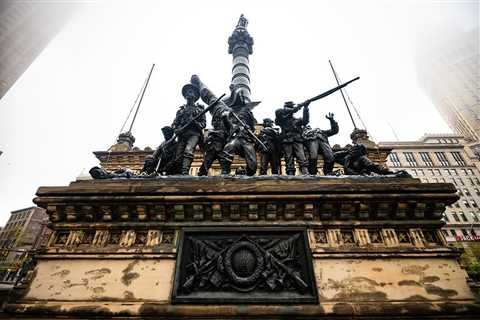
[275,76,359,176]
[171,84,206,175]
[275,101,311,175]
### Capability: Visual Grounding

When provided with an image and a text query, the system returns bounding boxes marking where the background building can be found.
[380,134,480,263]
[0,1,79,99]
[0,207,50,283]
[415,27,480,156]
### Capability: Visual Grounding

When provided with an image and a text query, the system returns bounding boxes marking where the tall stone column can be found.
[228,14,254,103]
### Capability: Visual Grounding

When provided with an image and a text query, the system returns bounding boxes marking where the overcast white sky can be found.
[0,0,478,224]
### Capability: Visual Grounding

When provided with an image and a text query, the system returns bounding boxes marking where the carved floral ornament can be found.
[51,229,176,247]
[311,228,443,247]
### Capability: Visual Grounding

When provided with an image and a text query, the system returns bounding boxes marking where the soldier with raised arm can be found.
[302,112,339,175]
[275,101,310,175]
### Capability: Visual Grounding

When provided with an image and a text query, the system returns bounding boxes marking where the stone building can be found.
[415,27,480,155]
[0,1,79,99]
[0,207,50,283]
[379,134,480,248]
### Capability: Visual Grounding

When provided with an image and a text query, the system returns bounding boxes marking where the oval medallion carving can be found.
[225,241,264,286]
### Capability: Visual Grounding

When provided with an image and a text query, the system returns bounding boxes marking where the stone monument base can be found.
[2,176,479,319]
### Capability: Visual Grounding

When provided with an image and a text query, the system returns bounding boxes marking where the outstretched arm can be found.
[302,103,310,125]
[323,113,339,137]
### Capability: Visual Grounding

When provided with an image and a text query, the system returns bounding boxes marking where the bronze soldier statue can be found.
[334,144,410,177]
[141,126,179,175]
[302,113,339,175]
[171,84,206,175]
[275,101,310,175]
[220,88,258,176]
[197,105,229,176]
[192,75,259,176]
[258,118,281,175]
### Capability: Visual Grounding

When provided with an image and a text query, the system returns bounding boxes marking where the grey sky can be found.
[0,0,478,224]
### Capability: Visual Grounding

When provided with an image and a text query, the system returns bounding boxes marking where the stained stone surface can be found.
[3,176,479,319]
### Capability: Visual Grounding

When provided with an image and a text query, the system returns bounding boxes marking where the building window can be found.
[468,178,475,185]
[475,188,480,196]
[450,178,457,186]
[443,213,450,222]
[471,212,479,222]
[468,169,474,175]
[461,229,469,237]
[476,178,480,185]
[457,178,465,186]
[451,152,466,166]
[404,152,417,167]
[389,152,401,167]
[464,201,471,208]
[440,178,446,183]
[451,169,457,175]
[435,152,450,166]
[420,152,433,166]
[418,169,424,176]
[460,213,469,222]
[433,178,439,183]
[435,169,441,175]
[444,169,451,175]
[452,213,460,222]
[464,188,471,196]
[450,229,457,236]
[472,201,478,208]
[411,169,417,176]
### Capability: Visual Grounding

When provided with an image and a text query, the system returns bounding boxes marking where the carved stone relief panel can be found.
[172,228,317,304]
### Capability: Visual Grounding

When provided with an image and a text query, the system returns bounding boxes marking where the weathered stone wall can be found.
[3,177,479,319]
[315,258,472,302]
[26,259,174,302]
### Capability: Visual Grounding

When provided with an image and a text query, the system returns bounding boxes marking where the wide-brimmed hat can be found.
[284,101,295,108]
[262,118,273,124]
[182,84,200,100]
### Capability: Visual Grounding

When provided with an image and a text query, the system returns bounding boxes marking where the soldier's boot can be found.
[181,156,193,175]
[308,159,318,175]
[220,160,232,175]
[219,153,233,175]
[198,163,208,176]
[323,161,334,176]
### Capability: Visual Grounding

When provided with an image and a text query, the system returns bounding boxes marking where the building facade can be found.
[0,207,50,283]
[380,134,480,248]
[0,2,79,99]
[415,27,480,155]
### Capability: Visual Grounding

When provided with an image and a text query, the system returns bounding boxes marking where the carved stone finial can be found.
[109,131,135,152]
